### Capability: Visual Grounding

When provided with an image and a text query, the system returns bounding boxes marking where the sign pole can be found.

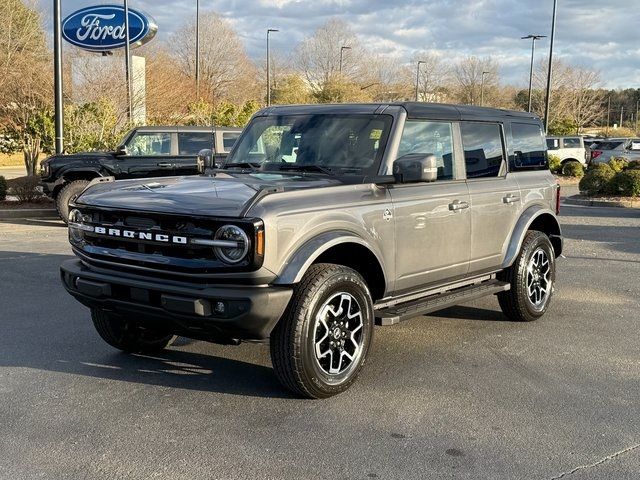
[124,0,133,121]
[195,0,200,100]
[53,0,64,154]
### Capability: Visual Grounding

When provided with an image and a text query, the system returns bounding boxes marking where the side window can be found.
[222,132,240,152]
[460,122,504,179]
[126,132,172,156]
[562,137,581,148]
[177,132,212,155]
[546,138,560,150]
[397,120,455,180]
[511,123,547,170]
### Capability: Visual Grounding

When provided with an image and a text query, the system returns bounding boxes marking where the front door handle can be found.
[503,194,520,204]
[157,162,174,168]
[449,200,470,211]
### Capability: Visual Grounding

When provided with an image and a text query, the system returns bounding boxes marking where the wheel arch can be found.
[53,168,103,197]
[502,206,563,269]
[273,231,388,301]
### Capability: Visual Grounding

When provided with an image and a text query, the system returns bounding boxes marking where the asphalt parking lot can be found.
[0,202,638,480]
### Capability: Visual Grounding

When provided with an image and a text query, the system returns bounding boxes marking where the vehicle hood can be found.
[43,151,116,168]
[75,172,341,217]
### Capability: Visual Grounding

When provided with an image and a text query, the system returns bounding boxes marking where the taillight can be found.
[591,150,602,160]
[555,184,561,215]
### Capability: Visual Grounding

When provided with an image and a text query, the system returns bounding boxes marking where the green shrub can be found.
[626,160,640,170]
[7,176,41,203]
[610,170,640,197]
[0,175,6,201]
[563,161,584,178]
[608,157,628,173]
[548,154,562,174]
[579,164,615,196]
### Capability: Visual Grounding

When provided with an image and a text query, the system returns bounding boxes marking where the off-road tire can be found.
[498,230,555,322]
[91,308,176,353]
[270,263,374,399]
[55,180,90,224]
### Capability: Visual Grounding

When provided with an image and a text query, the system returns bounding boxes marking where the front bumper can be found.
[60,259,293,342]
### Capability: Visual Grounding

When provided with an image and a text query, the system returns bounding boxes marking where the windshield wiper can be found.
[277,164,334,176]
[222,162,261,170]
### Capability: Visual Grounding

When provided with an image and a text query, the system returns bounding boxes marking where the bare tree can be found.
[533,58,602,132]
[452,56,499,106]
[411,52,450,102]
[171,12,260,104]
[295,18,363,90]
[0,0,51,175]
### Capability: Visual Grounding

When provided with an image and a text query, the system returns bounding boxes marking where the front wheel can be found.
[91,308,176,353]
[498,230,556,322]
[270,264,374,399]
[56,180,90,224]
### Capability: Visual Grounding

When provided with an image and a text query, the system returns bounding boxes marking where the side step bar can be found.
[374,279,510,326]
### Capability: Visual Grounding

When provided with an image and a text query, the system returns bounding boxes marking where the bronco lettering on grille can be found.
[93,226,187,244]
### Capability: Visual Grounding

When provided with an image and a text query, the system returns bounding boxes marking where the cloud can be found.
[42,0,639,88]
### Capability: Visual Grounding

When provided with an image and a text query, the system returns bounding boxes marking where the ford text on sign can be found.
[62,5,157,52]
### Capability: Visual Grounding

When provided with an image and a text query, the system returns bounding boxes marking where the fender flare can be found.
[273,230,387,286]
[501,205,563,269]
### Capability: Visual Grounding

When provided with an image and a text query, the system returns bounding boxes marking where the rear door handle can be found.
[503,194,520,204]
[448,200,470,211]
[157,162,174,168]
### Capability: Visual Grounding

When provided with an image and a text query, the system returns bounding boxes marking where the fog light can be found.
[214,301,226,314]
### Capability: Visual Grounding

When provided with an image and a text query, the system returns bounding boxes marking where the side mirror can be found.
[393,154,438,183]
[115,145,127,156]
[197,148,214,174]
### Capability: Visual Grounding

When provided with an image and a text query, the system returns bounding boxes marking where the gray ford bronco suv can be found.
[60,103,562,398]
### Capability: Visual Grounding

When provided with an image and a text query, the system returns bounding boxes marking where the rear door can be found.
[117,130,176,178]
[462,121,521,274]
[389,119,471,292]
[174,130,214,176]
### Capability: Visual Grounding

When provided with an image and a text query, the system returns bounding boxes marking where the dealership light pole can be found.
[339,46,351,74]
[195,0,200,99]
[480,71,490,106]
[123,0,133,120]
[266,28,279,106]
[521,34,546,112]
[53,0,64,154]
[543,0,558,133]
[415,60,426,102]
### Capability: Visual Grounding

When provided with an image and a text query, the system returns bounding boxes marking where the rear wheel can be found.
[55,180,90,224]
[561,159,581,176]
[91,308,176,353]
[498,230,555,322]
[270,264,374,398]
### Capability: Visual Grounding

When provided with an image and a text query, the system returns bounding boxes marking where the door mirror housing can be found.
[115,145,127,156]
[197,148,214,174]
[393,154,438,183]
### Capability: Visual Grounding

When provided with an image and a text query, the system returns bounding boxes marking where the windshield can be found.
[225,114,393,176]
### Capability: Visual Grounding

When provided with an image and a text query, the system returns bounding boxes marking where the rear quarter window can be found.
[562,137,581,148]
[510,123,547,171]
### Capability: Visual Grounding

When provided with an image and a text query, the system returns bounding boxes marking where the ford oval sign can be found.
[62,5,157,52]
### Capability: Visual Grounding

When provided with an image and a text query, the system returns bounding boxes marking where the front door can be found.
[117,130,176,179]
[389,120,471,293]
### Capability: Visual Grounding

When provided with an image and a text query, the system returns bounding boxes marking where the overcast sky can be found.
[42,0,639,89]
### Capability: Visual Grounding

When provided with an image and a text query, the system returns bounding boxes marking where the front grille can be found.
[73,207,259,276]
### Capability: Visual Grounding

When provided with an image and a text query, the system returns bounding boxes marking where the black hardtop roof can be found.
[132,125,242,132]
[261,102,539,122]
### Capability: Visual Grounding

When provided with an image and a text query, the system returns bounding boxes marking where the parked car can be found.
[40,126,242,222]
[546,136,589,173]
[60,103,562,398]
[590,138,640,164]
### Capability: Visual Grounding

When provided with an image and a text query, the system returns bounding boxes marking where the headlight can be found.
[68,209,94,243]
[214,225,250,264]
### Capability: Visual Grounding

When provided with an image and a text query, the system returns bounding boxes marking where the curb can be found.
[0,208,59,220]
[563,195,640,209]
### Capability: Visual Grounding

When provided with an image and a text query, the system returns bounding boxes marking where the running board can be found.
[374,280,510,326]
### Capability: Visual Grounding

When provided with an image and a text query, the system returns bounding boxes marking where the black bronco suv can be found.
[61,103,562,398]
[40,125,241,222]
